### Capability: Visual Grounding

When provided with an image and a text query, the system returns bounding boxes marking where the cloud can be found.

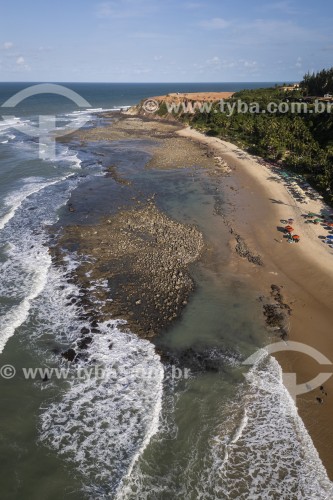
[15,56,30,71]
[200,18,230,30]
[206,56,221,66]
[96,0,153,19]
[295,56,302,68]
[203,57,258,73]
[260,1,298,15]
[243,60,258,68]
[3,41,13,49]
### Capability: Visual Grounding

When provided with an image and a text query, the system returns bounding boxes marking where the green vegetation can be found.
[152,71,333,202]
[301,68,333,96]
[156,101,168,117]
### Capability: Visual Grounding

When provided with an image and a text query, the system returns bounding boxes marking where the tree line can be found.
[300,68,333,96]
[153,70,333,202]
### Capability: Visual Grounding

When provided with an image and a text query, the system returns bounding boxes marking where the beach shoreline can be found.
[62,111,333,482]
[178,126,333,479]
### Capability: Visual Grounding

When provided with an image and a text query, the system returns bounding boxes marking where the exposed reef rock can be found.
[53,201,204,339]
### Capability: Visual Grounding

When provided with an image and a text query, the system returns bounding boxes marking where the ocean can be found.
[0,82,332,499]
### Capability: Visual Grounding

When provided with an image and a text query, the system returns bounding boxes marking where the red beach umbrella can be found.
[285,225,294,233]
[292,235,300,241]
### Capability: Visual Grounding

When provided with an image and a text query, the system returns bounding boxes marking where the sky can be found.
[0,0,332,82]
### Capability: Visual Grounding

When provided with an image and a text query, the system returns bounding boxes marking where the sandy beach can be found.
[63,110,333,485]
[178,126,333,478]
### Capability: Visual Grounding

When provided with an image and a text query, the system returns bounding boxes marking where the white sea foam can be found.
[199,356,333,500]
[230,409,248,444]
[0,173,81,353]
[0,178,54,230]
[0,112,86,168]
[0,116,22,132]
[56,109,94,133]
[0,248,51,354]
[0,176,73,231]
[55,146,82,169]
[6,217,166,498]
[71,107,121,113]
[0,109,166,498]
[0,117,33,138]
[105,106,131,112]
[117,354,333,500]
[39,321,164,497]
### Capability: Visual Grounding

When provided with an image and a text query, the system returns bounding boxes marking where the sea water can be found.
[0,82,332,499]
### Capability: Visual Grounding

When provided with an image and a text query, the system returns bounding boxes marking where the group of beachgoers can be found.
[258,160,325,204]
[303,212,333,248]
[278,212,333,247]
[278,171,324,204]
[281,218,300,243]
[255,160,333,249]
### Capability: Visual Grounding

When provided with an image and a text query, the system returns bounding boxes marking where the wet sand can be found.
[67,114,333,478]
[179,127,333,479]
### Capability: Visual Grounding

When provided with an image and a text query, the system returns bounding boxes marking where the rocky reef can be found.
[53,201,204,340]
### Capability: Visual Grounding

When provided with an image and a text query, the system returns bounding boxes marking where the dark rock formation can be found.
[235,235,263,266]
[62,348,76,362]
[53,201,204,340]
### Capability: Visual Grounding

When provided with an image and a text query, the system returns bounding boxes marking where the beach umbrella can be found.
[285,225,294,233]
[307,212,316,217]
[327,235,333,239]
[288,218,294,222]
[327,223,333,227]
[292,235,300,241]
[314,219,321,223]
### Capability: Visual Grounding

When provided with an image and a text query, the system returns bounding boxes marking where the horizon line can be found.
[0,80,295,85]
